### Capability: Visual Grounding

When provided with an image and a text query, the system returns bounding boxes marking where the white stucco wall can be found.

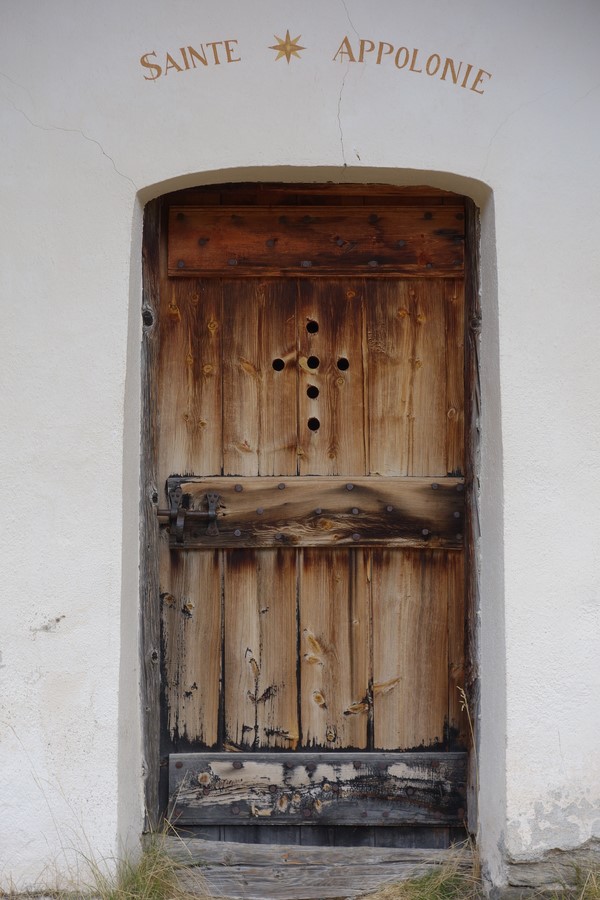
[1,0,599,892]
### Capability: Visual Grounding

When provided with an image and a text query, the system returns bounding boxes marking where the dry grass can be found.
[75,837,213,900]
[549,867,600,900]
[359,851,483,900]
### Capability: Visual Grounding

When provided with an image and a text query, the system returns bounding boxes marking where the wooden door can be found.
[146,185,470,847]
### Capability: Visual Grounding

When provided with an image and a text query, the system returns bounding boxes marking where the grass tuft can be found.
[56,836,213,900]
[360,851,483,900]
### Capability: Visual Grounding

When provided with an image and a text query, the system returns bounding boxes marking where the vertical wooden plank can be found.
[447,551,468,748]
[297,280,366,476]
[372,549,448,750]
[224,549,299,749]
[161,548,222,746]
[141,197,163,825]
[157,279,223,486]
[367,280,448,476]
[409,281,447,475]
[300,549,370,749]
[366,280,414,476]
[222,280,296,476]
[445,280,465,476]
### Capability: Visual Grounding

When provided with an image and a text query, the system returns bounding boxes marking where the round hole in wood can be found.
[307,355,320,369]
[272,358,285,371]
[307,417,320,431]
[306,320,319,334]
[307,385,319,399]
[337,357,350,371]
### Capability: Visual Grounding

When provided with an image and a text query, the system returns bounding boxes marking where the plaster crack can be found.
[480,88,555,180]
[0,74,138,191]
[335,0,360,169]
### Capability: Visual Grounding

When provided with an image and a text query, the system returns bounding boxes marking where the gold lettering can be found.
[376,42,394,64]
[179,47,190,70]
[188,45,208,67]
[164,52,183,74]
[333,36,356,63]
[425,53,441,76]
[358,39,375,62]
[409,48,422,73]
[206,41,223,64]
[394,47,409,68]
[140,51,162,80]
[441,57,462,84]
[470,68,492,94]
[460,63,473,88]
[224,39,241,63]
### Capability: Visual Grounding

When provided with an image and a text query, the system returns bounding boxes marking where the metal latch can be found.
[157,487,220,543]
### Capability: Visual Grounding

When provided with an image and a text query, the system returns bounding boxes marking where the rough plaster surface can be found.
[1,0,599,892]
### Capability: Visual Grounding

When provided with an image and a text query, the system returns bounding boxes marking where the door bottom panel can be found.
[169,752,467,828]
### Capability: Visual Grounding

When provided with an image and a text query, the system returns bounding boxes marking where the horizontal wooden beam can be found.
[168,206,465,277]
[162,475,465,549]
[169,752,467,827]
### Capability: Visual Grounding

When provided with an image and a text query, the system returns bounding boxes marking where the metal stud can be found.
[352,533,360,541]
[256,507,264,515]
[346,483,354,491]
[228,258,238,266]
[454,511,461,519]
[235,484,243,492]
[177,260,185,269]
[233,760,244,769]
[300,260,312,268]
[231,805,240,815]
[234,529,242,537]
[368,260,379,267]
[352,508,359,515]
[422,529,430,536]
[275,533,284,541]
[431,483,439,490]
[278,482,286,490]
[315,507,322,515]
[386,505,393,512]
[175,761,183,769]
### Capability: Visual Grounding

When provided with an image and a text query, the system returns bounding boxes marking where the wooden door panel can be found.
[372,550,449,750]
[297,280,366,476]
[222,280,297,477]
[366,280,463,477]
[162,548,222,745]
[300,549,370,749]
[157,279,223,485]
[224,549,299,750]
[154,193,469,839]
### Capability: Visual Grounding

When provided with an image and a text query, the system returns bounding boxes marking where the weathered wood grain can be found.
[140,197,163,825]
[161,548,222,745]
[300,550,370,748]
[222,281,297,476]
[178,860,467,900]
[157,278,223,485]
[169,752,467,826]
[297,280,366,475]
[162,476,465,549]
[149,188,471,841]
[444,279,466,475]
[168,207,465,277]
[372,550,448,750]
[224,549,299,750]
[166,838,470,865]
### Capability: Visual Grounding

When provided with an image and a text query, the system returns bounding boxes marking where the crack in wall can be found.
[336,0,361,168]
[0,72,138,191]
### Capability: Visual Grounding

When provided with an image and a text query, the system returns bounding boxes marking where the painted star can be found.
[269,30,305,63]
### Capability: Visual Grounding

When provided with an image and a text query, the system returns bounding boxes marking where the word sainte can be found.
[140,40,241,79]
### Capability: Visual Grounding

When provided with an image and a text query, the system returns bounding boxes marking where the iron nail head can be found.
[352,533,360,541]
[346,483,354,491]
[234,484,243,492]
